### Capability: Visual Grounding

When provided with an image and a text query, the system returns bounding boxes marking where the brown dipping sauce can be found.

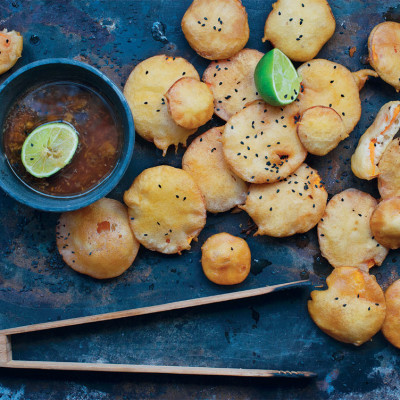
[3,82,122,196]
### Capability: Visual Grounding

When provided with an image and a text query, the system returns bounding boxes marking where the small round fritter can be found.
[124,55,200,155]
[318,189,389,271]
[165,77,214,129]
[181,0,249,60]
[222,100,307,184]
[201,232,251,285]
[56,198,140,279]
[352,101,400,181]
[378,138,400,199]
[182,126,248,213]
[297,106,345,156]
[382,280,400,349]
[369,22,400,91]
[124,166,206,254]
[240,164,327,237]
[308,267,386,346]
[202,49,263,121]
[297,60,362,141]
[0,29,23,75]
[262,0,335,62]
[370,197,400,250]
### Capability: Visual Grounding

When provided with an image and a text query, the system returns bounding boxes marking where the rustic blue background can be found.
[0,0,399,398]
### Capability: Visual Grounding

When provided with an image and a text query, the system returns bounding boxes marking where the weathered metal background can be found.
[0,0,399,399]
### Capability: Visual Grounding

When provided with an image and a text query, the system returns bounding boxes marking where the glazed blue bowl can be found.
[0,59,134,212]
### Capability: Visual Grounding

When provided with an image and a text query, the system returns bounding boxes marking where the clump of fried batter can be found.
[201,232,251,285]
[56,198,140,279]
[202,49,263,121]
[0,29,23,75]
[181,0,249,60]
[222,100,306,184]
[240,164,327,237]
[182,126,248,213]
[368,21,400,91]
[124,55,199,155]
[308,267,386,346]
[262,0,335,62]
[318,189,388,271]
[124,166,206,254]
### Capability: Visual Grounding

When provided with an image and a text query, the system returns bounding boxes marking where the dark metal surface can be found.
[0,0,399,399]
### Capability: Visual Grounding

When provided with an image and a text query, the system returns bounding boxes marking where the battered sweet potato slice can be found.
[378,138,400,199]
[165,77,214,129]
[308,267,386,346]
[202,48,263,121]
[56,198,140,279]
[297,106,345,155]
[370,197,400,250]
[124,55,200,155]
[201,232,251,285]
[318,189,388,270]
[182,126,248,213]
[181,0,249,60]
[351,101,400,180]
[382,279,400,349]
[368,22,400,91]
[124,166,206,254]
[0,29,23,75]
[240,164,327,237]
[262,0,335,62]
[222,100,306,184]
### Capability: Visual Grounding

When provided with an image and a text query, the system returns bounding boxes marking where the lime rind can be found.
[21,122,79,178]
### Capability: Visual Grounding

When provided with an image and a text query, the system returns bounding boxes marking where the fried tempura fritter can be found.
[181,0,249,60]
[378,138,400,199]
[124,166,206,254]
[382,279,400,349]
[308,267,386,346]
[318,189,388,271]
[0,29,23,75]
[182,126,248,213]
[56,198,140,279]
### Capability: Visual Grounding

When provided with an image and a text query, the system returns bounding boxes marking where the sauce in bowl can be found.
[3,82,122,196]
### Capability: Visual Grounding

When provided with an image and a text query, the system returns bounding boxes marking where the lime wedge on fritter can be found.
[254,48,301,106]
[21,122,79,178]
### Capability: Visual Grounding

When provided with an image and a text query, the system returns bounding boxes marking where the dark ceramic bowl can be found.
[0,58,134,212]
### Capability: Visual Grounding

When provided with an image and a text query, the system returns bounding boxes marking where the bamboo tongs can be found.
[0,279,316,379]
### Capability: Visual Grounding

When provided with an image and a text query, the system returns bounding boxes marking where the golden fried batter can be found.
[378,138,400,199]
[297,106,345,156]
[124,166,206,254]
[202,49,263,121]
[352,101,400,180]
[369,22,400,91]
[181,0,249,60]
[370,197,400,250]
[182,126,248,213]
[308,267,386,346]
[0,29,23,75]
[262,0,335,62]
[56,198,140,279]
[201,232,251,285]
[124,55,199,155]
[165,77,214,129]
[318,189,388,271]
[240,164,327,237]
[382,279,400,349]
[222,100,306,184]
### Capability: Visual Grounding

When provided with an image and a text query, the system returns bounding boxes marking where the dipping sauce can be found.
[3,82,122,196]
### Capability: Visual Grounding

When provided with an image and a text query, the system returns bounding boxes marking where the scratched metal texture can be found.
[0,0,399,399]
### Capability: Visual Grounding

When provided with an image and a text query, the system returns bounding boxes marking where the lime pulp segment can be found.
[21,122,79,178]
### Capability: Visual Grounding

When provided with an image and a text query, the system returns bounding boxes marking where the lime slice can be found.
[21,122,79,178]
[254,48,301,106]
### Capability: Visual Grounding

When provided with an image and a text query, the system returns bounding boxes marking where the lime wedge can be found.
[21,122,79,178]
[254,48,301,106]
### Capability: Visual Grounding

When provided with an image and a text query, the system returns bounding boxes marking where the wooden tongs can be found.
[0,279,316,379]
